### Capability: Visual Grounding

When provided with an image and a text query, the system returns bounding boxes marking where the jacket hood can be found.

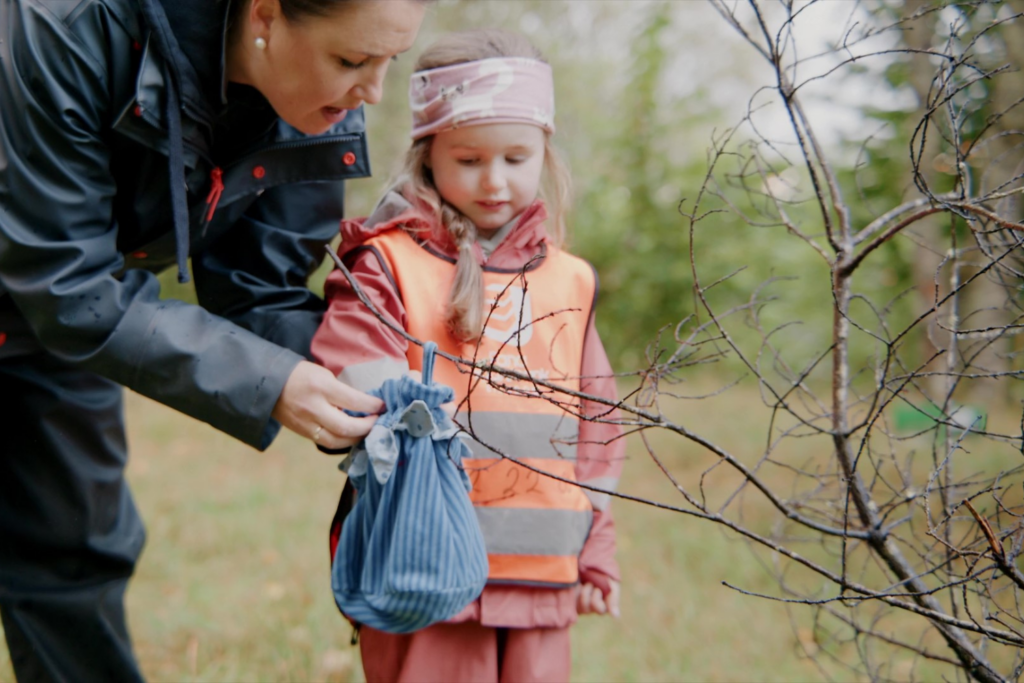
[150,0,231,113]
[339,188,551,270]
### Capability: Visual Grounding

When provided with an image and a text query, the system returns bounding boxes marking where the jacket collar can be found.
[340,189,552,271]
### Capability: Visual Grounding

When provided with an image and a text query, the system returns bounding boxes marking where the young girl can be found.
[312,29,624,683]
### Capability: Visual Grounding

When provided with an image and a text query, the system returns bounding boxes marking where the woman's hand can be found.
[271,361,385,450]
[576,579,621,618]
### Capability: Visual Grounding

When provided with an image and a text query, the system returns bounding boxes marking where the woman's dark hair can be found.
[230,0,431,24]
[277,0,349,22]
[225,0,348,23]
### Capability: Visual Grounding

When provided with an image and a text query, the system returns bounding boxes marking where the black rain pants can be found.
[1,352,146,683]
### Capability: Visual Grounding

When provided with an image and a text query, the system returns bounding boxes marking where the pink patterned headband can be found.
[409,57,556,140]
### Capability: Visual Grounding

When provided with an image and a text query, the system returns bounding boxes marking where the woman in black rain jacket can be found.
[0,0,426,680]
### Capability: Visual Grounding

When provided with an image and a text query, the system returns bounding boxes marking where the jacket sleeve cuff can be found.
[252,348,305,451]
[578,508,620,590]
[579,566,618,596]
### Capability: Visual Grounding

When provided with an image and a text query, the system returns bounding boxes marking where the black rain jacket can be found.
[0,0,371,449]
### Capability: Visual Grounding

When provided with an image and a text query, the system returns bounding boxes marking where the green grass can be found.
[5,380,1015,682]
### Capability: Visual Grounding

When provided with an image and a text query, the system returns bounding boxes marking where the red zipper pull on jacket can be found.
[205,167,224,222]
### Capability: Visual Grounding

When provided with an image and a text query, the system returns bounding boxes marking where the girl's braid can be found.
[442,204,484,341]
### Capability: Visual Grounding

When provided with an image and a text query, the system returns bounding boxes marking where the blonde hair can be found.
[399,29,573,343]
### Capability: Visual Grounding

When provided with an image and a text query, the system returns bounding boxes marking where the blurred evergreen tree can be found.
[571,4,721,370]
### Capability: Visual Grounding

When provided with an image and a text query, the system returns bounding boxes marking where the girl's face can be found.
[429,123,546,236]
[242,0,426,135]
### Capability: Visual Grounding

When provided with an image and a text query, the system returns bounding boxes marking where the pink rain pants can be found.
[359,621,572,683]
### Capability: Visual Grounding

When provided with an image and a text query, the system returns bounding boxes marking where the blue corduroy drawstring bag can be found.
[331,342,489,633]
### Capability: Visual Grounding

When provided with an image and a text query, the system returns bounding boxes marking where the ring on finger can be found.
[313,425,323,442]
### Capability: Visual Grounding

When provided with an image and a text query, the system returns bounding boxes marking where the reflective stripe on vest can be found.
[366,229,596,586]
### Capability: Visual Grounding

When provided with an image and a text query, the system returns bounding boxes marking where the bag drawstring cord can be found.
[421,341,437,385]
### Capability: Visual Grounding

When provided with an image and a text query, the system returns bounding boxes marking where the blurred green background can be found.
[4,1,1023,681]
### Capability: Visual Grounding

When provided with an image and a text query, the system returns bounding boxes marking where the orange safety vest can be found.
[365,228,596,587]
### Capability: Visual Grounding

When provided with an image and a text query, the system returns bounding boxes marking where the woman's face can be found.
[244,0,426,135]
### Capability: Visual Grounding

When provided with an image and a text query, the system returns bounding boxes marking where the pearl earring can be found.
[254,36,267,50]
